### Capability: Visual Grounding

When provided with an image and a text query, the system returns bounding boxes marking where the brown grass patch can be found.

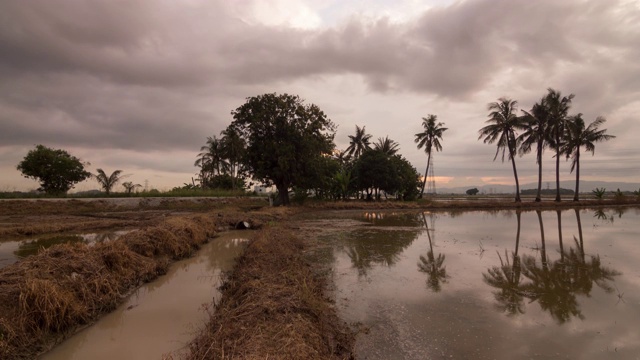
[181,226,353,360]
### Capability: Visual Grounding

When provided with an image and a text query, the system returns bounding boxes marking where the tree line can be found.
[479,88,615,202]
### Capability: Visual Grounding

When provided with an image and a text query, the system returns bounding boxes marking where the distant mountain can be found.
[438,180,640,194]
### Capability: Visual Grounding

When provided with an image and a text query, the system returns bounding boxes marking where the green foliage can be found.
[634,188,640,198]
[466,188,479,195]
[612,188,625,201]
[16,145,91,195]
[93,169,124,195]
[122,181,142,194]
[592,187,606,199]
[230,93,336,206]
[352,149,420,200]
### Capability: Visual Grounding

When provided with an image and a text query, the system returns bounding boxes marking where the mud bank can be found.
[180,226,354,360]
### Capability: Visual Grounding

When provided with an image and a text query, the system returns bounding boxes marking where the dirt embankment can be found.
[179,226,354,360]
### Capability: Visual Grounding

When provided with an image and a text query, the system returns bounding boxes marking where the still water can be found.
[0,230,129,269]
[40,232,248,360]
[305,208,640,359]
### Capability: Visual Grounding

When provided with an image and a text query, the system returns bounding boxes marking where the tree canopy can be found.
[17,145,91,195]
[230,93,336,205]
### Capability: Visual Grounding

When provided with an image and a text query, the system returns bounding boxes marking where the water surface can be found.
[306,208,640,359]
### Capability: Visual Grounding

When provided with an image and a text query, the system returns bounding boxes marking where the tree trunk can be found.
[537,210,548,270]
[508,143,521,202]
[535,141,543,202]
[573,149,580,201]
[419,152,431,199]
[575,209,585,262]
[557,210,564,261]
[276,183,290,206]
[514,211,521,257]
[555,138,561,202]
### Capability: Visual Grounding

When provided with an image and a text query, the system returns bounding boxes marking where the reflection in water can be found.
[484,209,621,324]
[483,211,524,315]
[417,212,448,292]
[14,235,86,258]
[344,229,419,277]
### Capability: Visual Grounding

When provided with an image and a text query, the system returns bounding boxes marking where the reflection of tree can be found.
[484,209,621,324]
[483,210,524,315]
[14,234,86,258]
[344,229,418,277]
[417,212,449,292]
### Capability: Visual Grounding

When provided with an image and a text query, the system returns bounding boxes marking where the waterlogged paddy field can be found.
[40,232,248,360]
[301,208,640,360]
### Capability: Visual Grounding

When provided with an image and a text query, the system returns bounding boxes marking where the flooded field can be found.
[0,230,130,269]
[303,208,640,359]
[39,231,248,360]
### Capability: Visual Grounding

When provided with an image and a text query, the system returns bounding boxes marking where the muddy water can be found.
[304,208,640,359]
[0,230,130,269]
[40,232,248,360]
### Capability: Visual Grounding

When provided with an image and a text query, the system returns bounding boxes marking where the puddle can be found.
[39,231,248,360]
[304,208,640,359]
[0,230,131,269]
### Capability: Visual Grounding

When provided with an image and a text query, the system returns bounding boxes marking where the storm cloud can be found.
[1,0,639,191]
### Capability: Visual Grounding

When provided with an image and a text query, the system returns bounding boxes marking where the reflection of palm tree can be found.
[483,211,524,315]
[418,212,448,292]
[345,230,418,277]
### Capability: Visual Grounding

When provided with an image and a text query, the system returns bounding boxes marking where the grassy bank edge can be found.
[176,225,354,360]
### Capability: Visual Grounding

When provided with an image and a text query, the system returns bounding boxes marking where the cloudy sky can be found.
[1,0,638,192]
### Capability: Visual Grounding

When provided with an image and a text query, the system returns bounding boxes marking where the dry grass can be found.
[0,214,221,360]
[182,226,353,360]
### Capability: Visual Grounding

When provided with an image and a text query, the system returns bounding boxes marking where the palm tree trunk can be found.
[535,142,543,202]
[573,149,580,201]
[514,211,521,257]
[555,139,561,202]
[537,210,548,270]
[420,152,431,198]
[574,209,585,262]
[557,210,564,262]
[508,143,521,202]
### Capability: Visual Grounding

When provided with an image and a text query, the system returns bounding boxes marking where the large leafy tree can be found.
[563,115,615,201]
[414,114,447,198]
[17,145,91,195]
[230,93,336,206]
[545,88,575,202]
[93,169,125,195]
[478,98,526,202]
[346,125,372,159]
[518,100,549,202]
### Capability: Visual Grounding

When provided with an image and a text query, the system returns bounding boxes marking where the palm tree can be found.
[415,115,447,198]
[545,88,575,202]
[122,181,142,194]
[345,125,372,159]
[195,136,227,188]
[220,125,247,190]
[563,115,615,201]
[373,136,400,156]
[518,100,549,202]
[478,98,526,202]
[93,169,124,195]
[418,212,448,292]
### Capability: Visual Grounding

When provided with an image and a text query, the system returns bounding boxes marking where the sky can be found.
[0,0,639,193]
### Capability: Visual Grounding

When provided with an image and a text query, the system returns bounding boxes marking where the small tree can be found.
[466,188,479,195]
[93,169,125,195]
[17,145,91,195]
[122,181,142,194]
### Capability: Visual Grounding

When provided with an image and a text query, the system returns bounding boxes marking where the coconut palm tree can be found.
[545,88,575,202]
[478,98,526,202]
[415,115,447,198]
[563,115,615,201]
[418,212,448,292]
[518,100,549,202]
[122,181,142,194]
[345,125,372,159]
[220,125,247,190]
[93,169,124,195]
[373,136,400,156]
[195,136,227,188]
